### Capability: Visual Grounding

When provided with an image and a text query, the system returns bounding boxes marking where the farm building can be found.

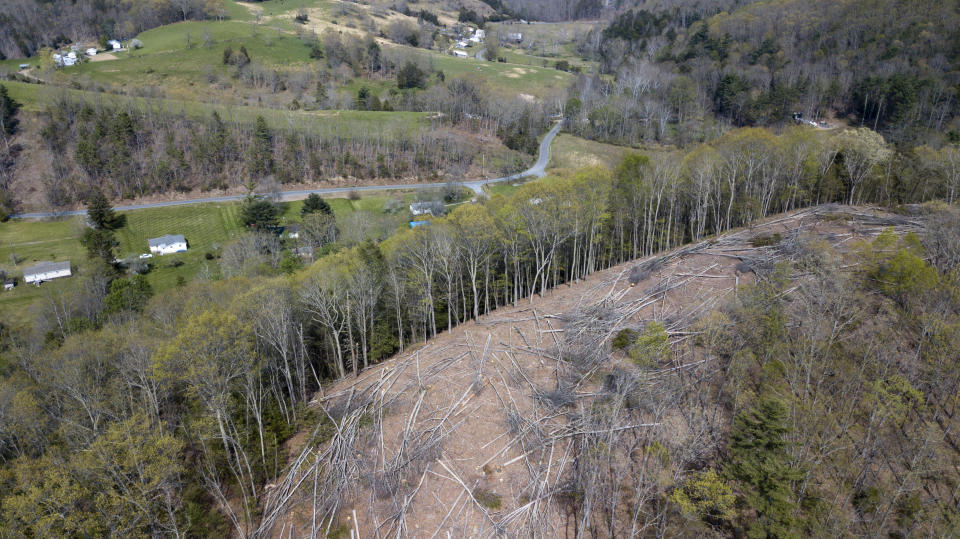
[86,48,97,56]
[453,50,469,58]
[148,234,188,255]
[506,32,523,43]
[23,261,72,284]
[286,224,300,239]
[108,39,122,50]
[4,279,14,291]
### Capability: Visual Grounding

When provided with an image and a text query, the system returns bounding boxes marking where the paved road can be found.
[9,121,564,219]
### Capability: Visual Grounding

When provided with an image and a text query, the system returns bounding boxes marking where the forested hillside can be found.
[0,0,216,59]
[564,0,960,147]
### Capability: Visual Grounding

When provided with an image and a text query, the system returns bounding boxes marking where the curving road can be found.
[10,121,563,219]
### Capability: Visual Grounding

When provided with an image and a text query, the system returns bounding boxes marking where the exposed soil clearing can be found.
[261,205,923,537]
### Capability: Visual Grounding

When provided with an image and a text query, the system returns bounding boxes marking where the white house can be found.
[148,234,187,255]
[286,224,300,239]
[108,39,122,50]
[54,52,77,66]
[4,279,15,291]
[475,29,485,39]
[24,261,72,284]
[453,50,469,58]
[410,202,445,216]
[86,47,98,56]
[456,40,468,48]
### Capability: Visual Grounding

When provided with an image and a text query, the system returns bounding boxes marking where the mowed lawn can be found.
[0,203,247,321]
[0,191,427,323]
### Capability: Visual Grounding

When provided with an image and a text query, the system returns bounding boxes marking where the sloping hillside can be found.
[260,204,932,536]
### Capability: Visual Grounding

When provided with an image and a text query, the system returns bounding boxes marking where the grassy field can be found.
[547,133,630,172]
[0,190,434,322]
[1,1,575,103]
[0,80,429,135]
[422,52,573,97]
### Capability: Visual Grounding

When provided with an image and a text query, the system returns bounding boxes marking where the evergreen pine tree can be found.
[87,188,118,230]
[301,193,332,216]
[249,116,273,177]
[0,84,21,137]
[725,396,805,538]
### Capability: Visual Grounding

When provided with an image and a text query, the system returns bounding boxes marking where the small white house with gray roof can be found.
[24,261,72,284]
[148,234,187,255]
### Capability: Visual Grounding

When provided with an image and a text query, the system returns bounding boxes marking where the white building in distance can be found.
[148,234,188,255]
[24,261,72,284]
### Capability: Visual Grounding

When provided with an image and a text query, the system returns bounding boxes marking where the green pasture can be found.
[0,80,428,136]
[0,189,438,321]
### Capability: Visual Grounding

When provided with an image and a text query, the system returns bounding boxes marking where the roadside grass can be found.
[547,133,629,172]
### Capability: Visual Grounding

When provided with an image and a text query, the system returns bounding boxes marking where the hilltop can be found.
[259,204,951,537]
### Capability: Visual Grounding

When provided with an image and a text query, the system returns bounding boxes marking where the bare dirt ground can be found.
[87,52,118,62]
[262,205,922,537]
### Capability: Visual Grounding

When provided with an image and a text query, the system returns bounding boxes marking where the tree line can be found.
[32,97,477,208]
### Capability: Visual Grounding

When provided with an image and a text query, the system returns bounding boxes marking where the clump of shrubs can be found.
[473,487,502,510]
[611,322,670,367]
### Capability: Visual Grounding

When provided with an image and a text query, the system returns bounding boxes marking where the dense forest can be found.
[0,0,221,59]
[3,107,960,531]
[562,0,960,147]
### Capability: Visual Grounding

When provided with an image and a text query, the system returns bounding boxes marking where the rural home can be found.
[507,32,523,43]
[286,224,300,239]
[410,202,441,216]
[4,279,14,291]
[453,50,469,58]
[108,39,122,50]
[53,52,77,66]
[148,234,188,255]
[23,261,72,284]
[86,47,97,56]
